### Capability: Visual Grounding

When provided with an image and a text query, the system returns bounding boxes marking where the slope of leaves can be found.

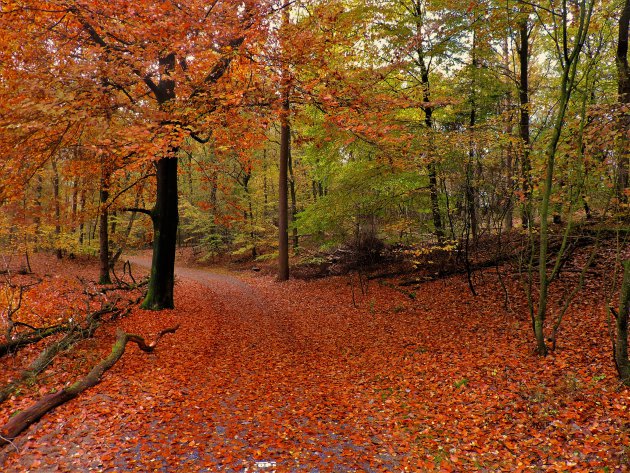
[0,253,628,471]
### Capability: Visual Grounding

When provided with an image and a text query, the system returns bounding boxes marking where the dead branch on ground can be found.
[0,325,179,446]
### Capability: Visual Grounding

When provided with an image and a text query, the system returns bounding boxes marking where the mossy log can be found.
[0,325,68,358]
[0,305,124,405]
[0,325,178,446]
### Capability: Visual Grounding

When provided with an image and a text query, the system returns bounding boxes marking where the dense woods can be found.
[0,2,626,266]
[0,0,629,470]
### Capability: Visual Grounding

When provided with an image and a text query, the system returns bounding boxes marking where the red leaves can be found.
[1,254,628,470]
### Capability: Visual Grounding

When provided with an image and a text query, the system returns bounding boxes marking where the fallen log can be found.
[0,325,178,446]
[0,325,68,358]
[0,298,143,405]
[0,327,90,405]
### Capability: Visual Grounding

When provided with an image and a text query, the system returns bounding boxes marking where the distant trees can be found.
[0,0,627,344]
[0,1,271,309]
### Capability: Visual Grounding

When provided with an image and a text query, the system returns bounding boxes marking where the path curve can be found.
[1,256,409,472]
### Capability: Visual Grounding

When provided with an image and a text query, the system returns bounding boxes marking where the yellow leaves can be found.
[404,242,458,268]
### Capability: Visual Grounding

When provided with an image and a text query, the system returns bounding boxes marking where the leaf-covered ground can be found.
[1,253,629,472]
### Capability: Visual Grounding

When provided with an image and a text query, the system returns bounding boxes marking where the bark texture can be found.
[615,260,630,384]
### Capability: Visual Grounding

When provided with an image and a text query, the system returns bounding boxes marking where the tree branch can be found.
[122,208,153,217]
[105,173,155,210]
[0,325,179,445]
[189,37,245,99]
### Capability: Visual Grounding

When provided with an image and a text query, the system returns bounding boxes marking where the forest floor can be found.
[0,249,629,472]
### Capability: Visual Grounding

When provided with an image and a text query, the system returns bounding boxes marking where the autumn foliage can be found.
[0,0,629,470]
[0,250,627,471]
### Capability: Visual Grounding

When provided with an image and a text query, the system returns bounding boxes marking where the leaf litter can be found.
[0,254,628,472]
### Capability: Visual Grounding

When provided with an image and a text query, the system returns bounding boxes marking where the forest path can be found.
[3,257,414,472]
[128,255,256,294]
[114,257,405,472]
[2,255,627,472]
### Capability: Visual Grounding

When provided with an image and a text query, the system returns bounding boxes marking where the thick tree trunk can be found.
[615,260,630,384]
[617,0,630,202]
[278,7,291,281]
[142,157,179,310]
[278,101,290,281]
[141,52,181,310]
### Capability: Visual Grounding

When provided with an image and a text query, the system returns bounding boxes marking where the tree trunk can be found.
[536,83,571,356]
[142,157,179,310]
[210,169,218,209]
[71,178,79,233]
[278,7,291,281]
[142,52,180,309]
[98,193,112,284]
[288,147,299,252]
[51,158,62,259]
[617,0,630,202]
[615,259,630,384]
[242,174,257,259]
[517,15,532,228]
[414,0,443,243]
[249,198,257,259]
[467,34,479,242]
[34,174,43,236]
[278,101,290,281]
[502,34,514,230]
[263,151,269,212]
[78,188,86,246]
[99,169,112,285]
[534,0,592,354]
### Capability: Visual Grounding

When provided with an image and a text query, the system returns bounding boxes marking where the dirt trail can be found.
[129,256,255,292]
[3,259,403,472]
[129,256,301,350]
[2,256,628,471]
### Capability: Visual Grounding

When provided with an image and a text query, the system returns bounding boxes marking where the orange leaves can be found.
[1,252,629,471]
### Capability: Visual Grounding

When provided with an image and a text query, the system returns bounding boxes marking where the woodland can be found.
[0,0,629,471]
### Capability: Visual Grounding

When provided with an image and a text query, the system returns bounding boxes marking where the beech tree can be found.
[0,1,270,309]
[531,0,595,355]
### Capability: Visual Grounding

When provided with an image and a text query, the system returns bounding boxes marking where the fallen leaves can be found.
[0,254,629,471]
